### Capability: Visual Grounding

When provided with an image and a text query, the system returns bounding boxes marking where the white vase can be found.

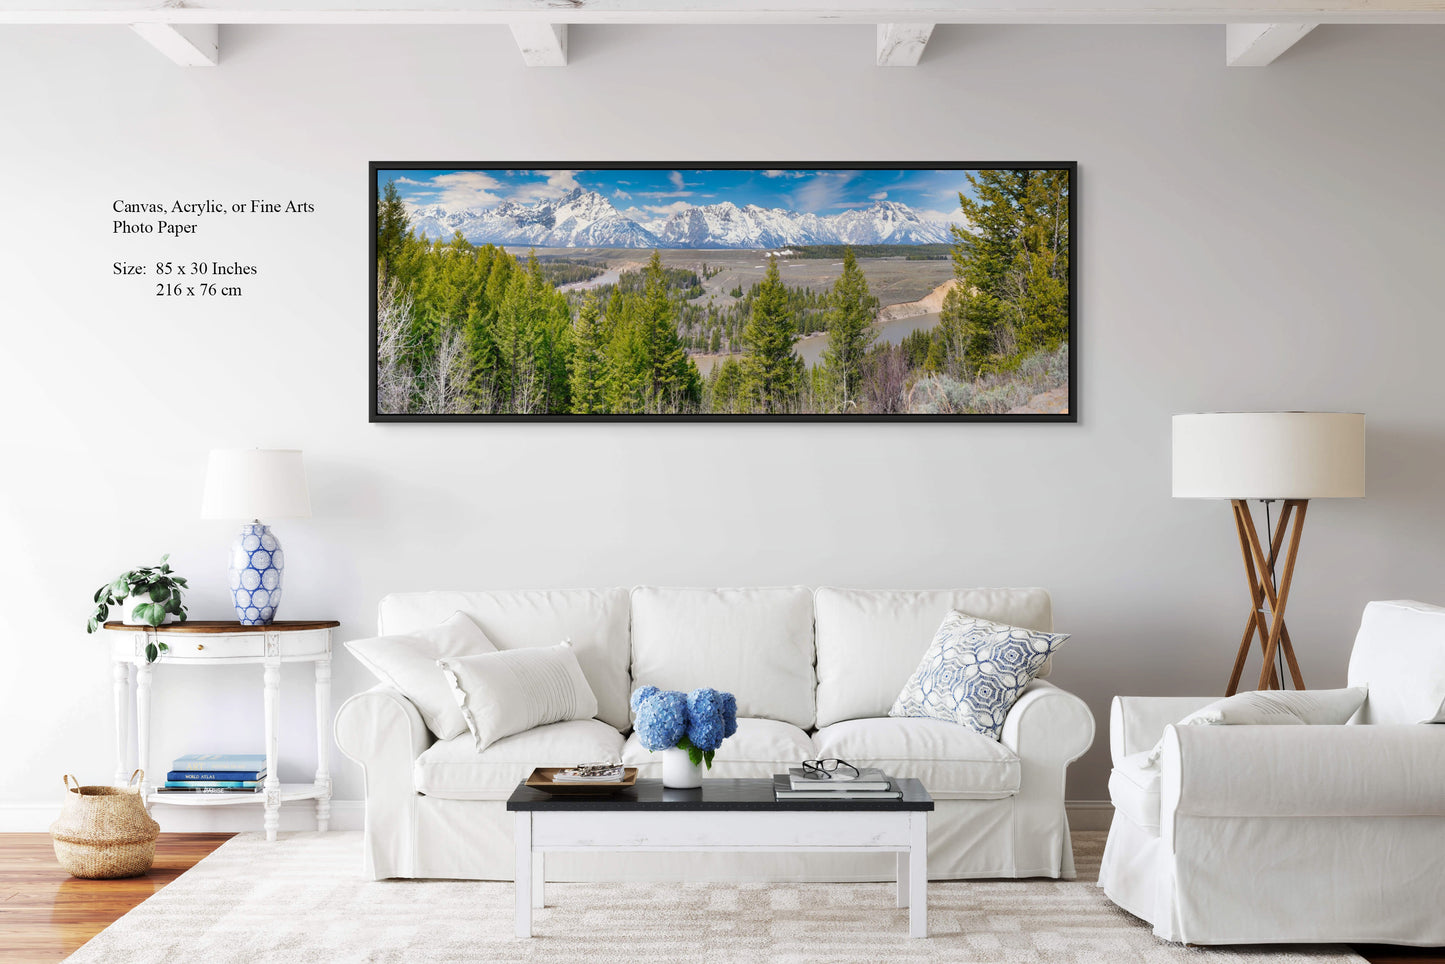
[661,747,704,789]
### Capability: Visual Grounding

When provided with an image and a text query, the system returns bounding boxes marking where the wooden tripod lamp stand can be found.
[1172,413,1365,696]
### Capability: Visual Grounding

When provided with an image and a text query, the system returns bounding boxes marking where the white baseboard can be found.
[2,799,1110,835]
[0,800,365,833]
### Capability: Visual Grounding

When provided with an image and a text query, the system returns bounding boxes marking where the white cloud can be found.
[792,170,857,213]
[645,201,694,216]
[612,189,632,201]
[669,170,686,191]
[761,169,805,179]
[869,190,888,201]
[509,170,583,204]
[417,171,505,211]
[917,208,970,229]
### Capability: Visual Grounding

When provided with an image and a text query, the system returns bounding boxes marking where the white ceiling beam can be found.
[129,21,218,65]
[508,21,566,66]
[0,1,1443,25]
[876,23,934,66]
[1225,21,1317,64]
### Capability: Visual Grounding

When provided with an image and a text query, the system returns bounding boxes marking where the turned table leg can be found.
[112,661,131,786]
[263,659,281,841]
[313,655,332,832]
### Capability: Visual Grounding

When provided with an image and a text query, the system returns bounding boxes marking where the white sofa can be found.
[1099,599,1445,946]
[335,586,1094,882]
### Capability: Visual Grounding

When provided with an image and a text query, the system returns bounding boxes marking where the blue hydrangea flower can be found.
[630,685,659,714]
[633,688,688,751]
[719,692,738,738]
[685,688,728,752]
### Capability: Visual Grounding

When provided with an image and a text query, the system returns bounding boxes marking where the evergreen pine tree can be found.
[569,295,607,414]
[821,247,879,412]
[377,180,409,280]
[637,251,702,412]
[739,257,801,413]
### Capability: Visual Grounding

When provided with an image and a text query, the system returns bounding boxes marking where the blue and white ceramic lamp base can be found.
[228,522,285,625]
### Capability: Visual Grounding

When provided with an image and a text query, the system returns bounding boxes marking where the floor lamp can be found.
[1172,412,1365,695]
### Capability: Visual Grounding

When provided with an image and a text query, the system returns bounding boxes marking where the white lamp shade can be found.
[201,449,312,520]
[1172,412,1365,499]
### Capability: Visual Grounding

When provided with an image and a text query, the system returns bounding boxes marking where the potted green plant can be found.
[86,555,189,662]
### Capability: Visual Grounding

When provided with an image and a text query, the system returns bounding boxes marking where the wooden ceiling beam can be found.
[129,21,218,65]
[876,23,935,66]
[1225,21,1317,64]
[509,21,566,66]
[0,1,1443,26]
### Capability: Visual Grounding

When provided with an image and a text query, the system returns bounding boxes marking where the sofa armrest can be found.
[1159,724,1445,821]
[1001,679,1095,768]
[334,684,433,879]
[1109,695,1217,765]
[335,683,432,770]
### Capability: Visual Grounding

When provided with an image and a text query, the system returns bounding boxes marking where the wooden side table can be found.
[105,619,340,842]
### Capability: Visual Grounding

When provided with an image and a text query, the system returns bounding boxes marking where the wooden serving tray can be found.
[525,767,638,795]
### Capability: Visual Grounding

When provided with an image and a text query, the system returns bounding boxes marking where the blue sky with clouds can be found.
[379,168,980,223]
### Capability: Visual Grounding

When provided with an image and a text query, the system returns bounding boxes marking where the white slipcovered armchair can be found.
[1099,600,1445,946]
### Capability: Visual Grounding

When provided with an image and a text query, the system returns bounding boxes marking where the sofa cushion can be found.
[377,589,632,731]
[1108,750,1162,835]
[1348,600,1445,724]
[1140,687,1369,765]
[889,612,1070,740]
[414,719,624,801]
[623,717,813,780]
[345,611,497,740]
[439,643,599,753]
[630,587,816,729]
[812,717,1020,800]
[814,587,1054,728]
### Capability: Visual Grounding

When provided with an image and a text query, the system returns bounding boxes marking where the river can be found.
[690,311,941,375]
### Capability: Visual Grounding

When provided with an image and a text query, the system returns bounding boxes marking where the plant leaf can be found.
[150,584,169,602]
[172,577,188,587]
[703,749,715,770]
[86,617,99,634]
[112,576,130,597]
[157,641,169,654]
[159,553,169,564]
[145,642,158,663]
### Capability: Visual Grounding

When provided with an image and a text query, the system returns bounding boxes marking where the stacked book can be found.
[773,766,902,800]
[159,753,267,794]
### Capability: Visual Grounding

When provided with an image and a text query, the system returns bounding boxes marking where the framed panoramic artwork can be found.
[369,162,1075,422]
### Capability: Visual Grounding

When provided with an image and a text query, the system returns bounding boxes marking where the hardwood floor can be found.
[0,832,232,963]
[0,832,1439,962]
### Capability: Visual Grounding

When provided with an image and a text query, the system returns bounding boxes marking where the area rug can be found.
[64,831,1364,963]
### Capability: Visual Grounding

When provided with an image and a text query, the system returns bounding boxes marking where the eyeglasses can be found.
[800,758,860,781]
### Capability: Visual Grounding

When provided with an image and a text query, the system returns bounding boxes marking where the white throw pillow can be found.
[439,641,600,753]
[1143,686,1368,766]
[888,611,1070,740]
[345,611,497,739]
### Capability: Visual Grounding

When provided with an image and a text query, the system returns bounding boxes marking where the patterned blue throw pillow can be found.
[889,611,1070,740]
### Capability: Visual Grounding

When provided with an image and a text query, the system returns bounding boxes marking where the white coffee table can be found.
[506,776,934,938]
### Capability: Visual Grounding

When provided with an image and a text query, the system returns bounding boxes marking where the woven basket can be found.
[50,770,160,879]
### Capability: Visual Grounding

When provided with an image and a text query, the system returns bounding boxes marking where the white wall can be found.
[2,22,1443,828]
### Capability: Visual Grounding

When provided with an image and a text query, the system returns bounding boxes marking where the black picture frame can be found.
[369,161,1076,423]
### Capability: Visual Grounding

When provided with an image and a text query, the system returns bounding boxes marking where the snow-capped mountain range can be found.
[407,188,957,249]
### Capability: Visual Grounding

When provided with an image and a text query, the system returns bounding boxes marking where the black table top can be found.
[506,777,933,812]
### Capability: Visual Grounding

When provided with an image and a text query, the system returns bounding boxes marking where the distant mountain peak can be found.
[410,191,956,248]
